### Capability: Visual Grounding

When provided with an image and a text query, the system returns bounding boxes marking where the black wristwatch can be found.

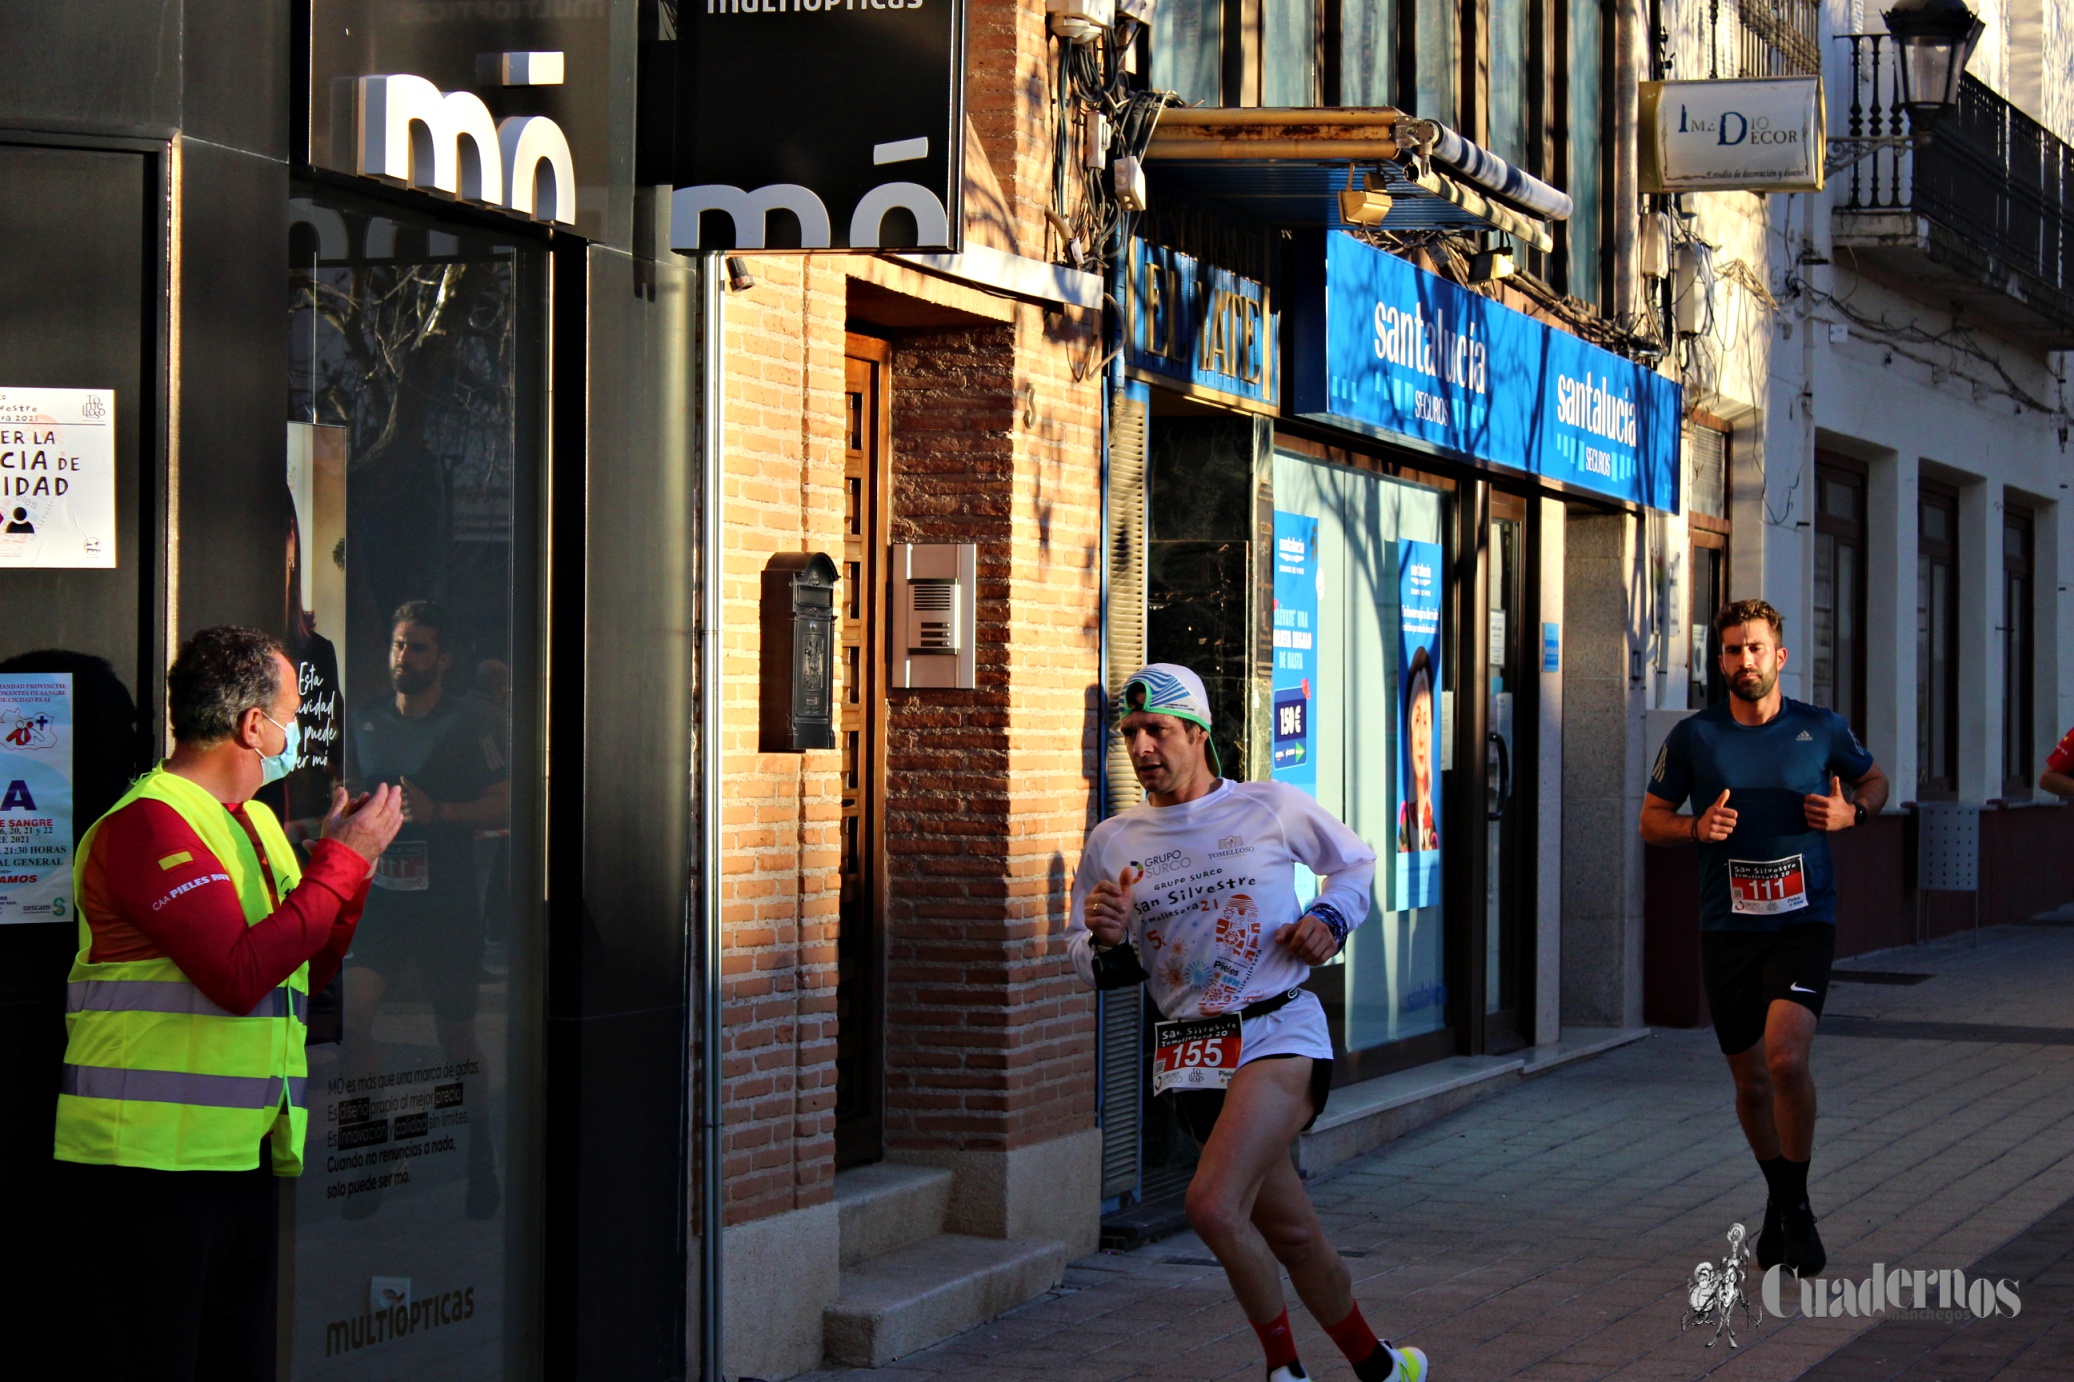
[1853,801,1868,826]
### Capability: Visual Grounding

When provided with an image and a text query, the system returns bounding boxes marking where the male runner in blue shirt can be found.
[1640,599,1888,1278]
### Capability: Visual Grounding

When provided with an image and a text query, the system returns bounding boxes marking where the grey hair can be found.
[168,626,287,746]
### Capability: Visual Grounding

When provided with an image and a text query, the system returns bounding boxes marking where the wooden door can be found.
[835,339,888,1167]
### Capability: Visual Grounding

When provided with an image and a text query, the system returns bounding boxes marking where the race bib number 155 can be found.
[1152,1015,1242,1095]
[1728,855,1808,915]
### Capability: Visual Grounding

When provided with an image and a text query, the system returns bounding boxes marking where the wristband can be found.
[1305,902,1353,951]
[1690,815,1699,843]
[1853,801,1867,827]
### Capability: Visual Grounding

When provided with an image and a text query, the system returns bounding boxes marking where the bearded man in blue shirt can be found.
[1640,599,1889,1279]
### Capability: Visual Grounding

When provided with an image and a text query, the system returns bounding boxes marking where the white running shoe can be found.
[1267,1365,1309,1382]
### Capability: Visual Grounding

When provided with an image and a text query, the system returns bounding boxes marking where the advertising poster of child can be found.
[1395,539,1443,907]
[1270,510,1319,797]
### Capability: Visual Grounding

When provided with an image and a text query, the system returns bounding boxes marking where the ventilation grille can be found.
[1104,391,1150,818]
[1097,388,1149,1202]
[1099,986,1143,1197]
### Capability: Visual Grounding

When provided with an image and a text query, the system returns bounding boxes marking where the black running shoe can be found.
[1755,1200,1785,1269]
[1783,1206,1826,1278]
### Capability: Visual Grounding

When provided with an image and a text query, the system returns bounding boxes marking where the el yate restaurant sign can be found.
[1290,231,1682,512]
[1125,240,1278,413]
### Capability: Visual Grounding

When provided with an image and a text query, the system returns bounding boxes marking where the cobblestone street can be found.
[800,922,2074,1381]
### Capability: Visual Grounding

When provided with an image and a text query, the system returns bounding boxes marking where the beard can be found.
[1730,667,1777,702]
[392,664,436,695]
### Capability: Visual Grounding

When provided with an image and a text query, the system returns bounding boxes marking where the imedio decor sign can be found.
[1641,77,1825,193]
[666,0,967,253]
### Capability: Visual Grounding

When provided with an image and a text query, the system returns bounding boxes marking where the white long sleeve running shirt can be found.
[1066,780,1377,1037]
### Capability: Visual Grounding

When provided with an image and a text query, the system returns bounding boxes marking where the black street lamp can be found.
[1883,0,1985,129]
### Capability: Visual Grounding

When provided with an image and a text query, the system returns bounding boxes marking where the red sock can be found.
[1250,1309,1300,1371]
[1323,1302,1383,1367]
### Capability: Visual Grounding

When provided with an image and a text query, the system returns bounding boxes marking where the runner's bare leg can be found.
[1250,1138,1356,1326]
[1724,1000,1817,1161]
[1185,1056,1350,1324]
[1762,999,1818,1160]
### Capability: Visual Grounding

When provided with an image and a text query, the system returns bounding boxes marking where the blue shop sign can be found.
[1125,239,1278,414]
[1289,231,1681,511]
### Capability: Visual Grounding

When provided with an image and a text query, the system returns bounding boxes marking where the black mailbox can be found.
[760,552,840,752]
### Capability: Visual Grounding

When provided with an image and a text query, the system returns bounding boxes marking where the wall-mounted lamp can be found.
[1338,167,1394,227]
[725,255,756,292]
[1884,0,1985,128]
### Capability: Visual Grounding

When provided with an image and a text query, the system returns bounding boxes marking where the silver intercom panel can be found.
[891,542,977,690]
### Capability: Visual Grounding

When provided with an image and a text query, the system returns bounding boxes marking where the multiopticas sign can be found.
[1641,76,1825,193]
[664,0,966,252]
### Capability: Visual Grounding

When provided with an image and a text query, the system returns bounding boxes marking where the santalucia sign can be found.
[1641,77,1825,193]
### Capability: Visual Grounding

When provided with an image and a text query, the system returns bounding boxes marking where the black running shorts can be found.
[1700,921,1836,1055]
[1169,1054,1334,1145]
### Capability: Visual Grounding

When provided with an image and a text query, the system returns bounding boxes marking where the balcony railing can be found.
[1736,0,1821,77]
[1836,33,2074,341]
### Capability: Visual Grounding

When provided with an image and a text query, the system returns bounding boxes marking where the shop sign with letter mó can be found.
[665,0,967,253]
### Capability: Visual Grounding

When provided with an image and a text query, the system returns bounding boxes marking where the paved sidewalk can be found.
[797,923,2074,1381]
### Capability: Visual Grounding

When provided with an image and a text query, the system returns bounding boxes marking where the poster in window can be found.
[1270,511,1319,799]
[282,423,349,839]
[0,673,73,924]
[1395,540,1443,908]
[0,388,116,569]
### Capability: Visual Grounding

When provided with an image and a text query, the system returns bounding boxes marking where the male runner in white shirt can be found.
[1069,664,1430,1382]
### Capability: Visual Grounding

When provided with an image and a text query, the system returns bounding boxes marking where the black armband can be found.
[1090,941,1150,991]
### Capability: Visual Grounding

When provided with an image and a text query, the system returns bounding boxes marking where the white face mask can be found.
[258,711,301,785]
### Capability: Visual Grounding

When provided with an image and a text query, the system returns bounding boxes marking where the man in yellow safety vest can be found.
[54,625,403,1381]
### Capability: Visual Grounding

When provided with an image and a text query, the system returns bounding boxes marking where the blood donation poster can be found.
[1271,510,1319,799]
[0,673,74,923]
[1394,539,1443,909]
[0,388,116,568]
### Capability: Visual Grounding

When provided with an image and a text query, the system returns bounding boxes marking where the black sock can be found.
[1351,1343,1399,1382]
[1758,1155,1811,1213]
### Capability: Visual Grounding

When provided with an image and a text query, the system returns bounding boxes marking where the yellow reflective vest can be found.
[53,766,313,1175]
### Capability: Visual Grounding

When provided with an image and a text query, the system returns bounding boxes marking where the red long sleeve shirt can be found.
[78,797,372,1015]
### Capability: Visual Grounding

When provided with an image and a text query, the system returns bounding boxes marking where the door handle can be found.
[1486,730,1511,821]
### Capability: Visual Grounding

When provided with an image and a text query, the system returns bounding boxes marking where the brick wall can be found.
[715,0,1107,1226]
[715,253,850,1225]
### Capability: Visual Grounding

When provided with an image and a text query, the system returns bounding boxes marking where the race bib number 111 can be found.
[1728,855,1808,915]
[1153,1015,1242,1094]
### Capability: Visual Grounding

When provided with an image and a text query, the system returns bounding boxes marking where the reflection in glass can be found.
[1488,0,1529,164]
[1415,0,1456,121]
[284,191,540,1380]
[1263,0,1318,106]
[1152,0,1222,105]
[1341,0,1396,105]
[1567,0,1603,303]
[1274,453,1448,1050]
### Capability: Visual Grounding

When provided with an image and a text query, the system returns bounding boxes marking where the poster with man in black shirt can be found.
[343,599,509,1218]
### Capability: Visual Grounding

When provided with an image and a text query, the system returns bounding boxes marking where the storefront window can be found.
[281,187,543,1378]
[1274,453,1449,1049]
[1415,0,1458,121]
[1488,0,1530,165]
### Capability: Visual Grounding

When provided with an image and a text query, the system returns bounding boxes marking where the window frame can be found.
[1812,454,1868,738]
[2004,503,2035,796]
[1917,481,1961,798]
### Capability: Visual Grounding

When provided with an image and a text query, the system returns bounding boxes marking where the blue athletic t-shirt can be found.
[1647,698,1875,932]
